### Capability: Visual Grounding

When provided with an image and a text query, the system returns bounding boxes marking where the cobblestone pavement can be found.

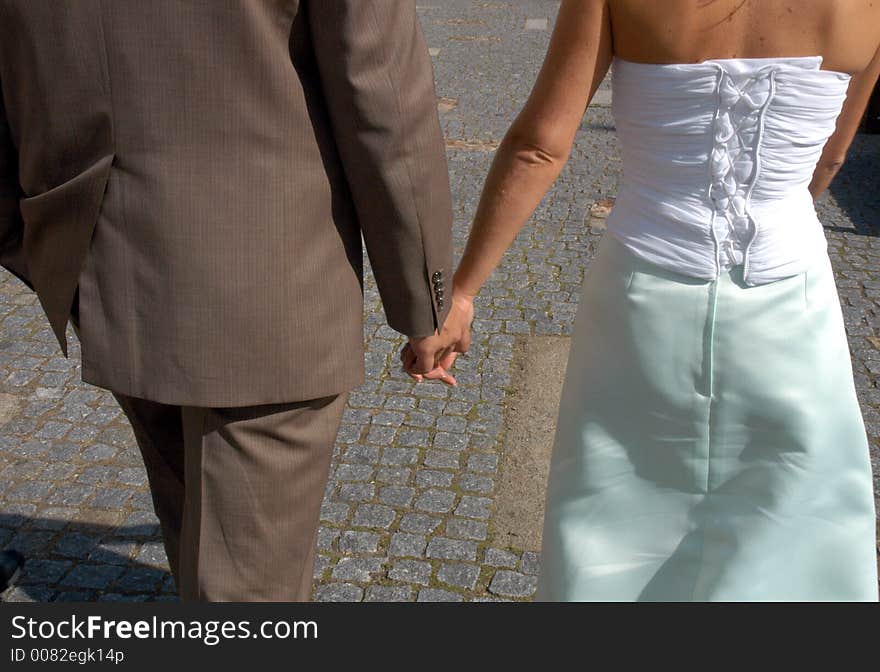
[2,1,878,603]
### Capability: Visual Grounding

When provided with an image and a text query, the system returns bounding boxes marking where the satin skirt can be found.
[537,233,878,601]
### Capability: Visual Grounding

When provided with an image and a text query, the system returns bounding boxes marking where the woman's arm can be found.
[402,0,613,382]
[452,0,613,300]
[809,44,880,199]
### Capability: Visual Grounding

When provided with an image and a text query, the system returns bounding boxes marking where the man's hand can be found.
[401,290,474,386]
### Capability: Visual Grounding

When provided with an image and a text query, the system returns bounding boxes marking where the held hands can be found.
[401,290,475,387]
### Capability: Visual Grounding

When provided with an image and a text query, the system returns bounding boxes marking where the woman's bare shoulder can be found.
[606,0,880,74]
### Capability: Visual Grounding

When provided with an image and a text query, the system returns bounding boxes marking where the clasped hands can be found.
[400,289,474,386]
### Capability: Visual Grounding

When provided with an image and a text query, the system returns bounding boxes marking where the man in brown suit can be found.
[0,1,454,601]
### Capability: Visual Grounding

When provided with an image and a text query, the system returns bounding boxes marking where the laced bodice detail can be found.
[708,65,777,276]
[606,56,850,286]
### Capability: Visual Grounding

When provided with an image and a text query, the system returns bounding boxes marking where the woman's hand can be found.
[401,289,475,386]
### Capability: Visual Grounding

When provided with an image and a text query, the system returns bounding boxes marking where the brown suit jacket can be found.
[0,0,453,406]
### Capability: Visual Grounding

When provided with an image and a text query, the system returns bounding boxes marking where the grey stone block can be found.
[134,542,169,570]
[437,563,480,590]
[380,447,419,466]
[20,559,72,585]
[316,527,339,551]
[414,488,456,513]
[415,469,454,488]
[388,559,432,586]
[377,485,415,507]
[423,450,460,469]
[331,557,385,582]
[314,583,364,602]
[399,513,441,535]
[338,530,380,554]
[114,567,167,593]
[432,432,468,451]
[456,473,495,494]
[365,585,413,602]
[426,537,477,562]
[398,429,431,447]
[335,464,374,482]
[454,495,492,520]
[445,518,488,541]
[320,501,351,524]
[88,541,138,566]
[520,551,541,576]
[484,548,518,568]
[488,570,539,598]
[417,588,463,602]
[343,444,380,464]
[352,503,396,529]
[466,453,499,474]
[375,467,412,484]
[337,483,375,503]
[54,533,101,559]
[61,565,125,590]
[388,532,427,558]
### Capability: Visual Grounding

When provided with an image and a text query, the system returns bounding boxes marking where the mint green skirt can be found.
[537,234,878,601]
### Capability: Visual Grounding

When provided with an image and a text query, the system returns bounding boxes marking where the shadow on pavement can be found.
[0,515,176,603]
[826,133,880,237]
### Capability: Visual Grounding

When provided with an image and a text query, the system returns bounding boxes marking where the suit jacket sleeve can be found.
[0,79,29,288]
[307,0,453,338]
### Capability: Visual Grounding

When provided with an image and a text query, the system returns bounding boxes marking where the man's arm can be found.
[307,0,453,339]
[0,78,28,288]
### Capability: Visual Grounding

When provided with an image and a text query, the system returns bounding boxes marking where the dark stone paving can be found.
[1,1,878,602]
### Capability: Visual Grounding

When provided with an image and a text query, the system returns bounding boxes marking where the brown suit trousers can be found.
[115,392,348,602]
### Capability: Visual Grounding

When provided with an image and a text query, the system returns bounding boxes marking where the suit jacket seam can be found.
[372,3,437,333]
[95,0,135,390]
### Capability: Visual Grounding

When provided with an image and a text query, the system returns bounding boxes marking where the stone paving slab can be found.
[2,0,879,603]
[492,335,569,552]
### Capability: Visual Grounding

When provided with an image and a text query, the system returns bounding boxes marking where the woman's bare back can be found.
[609,0,880,75]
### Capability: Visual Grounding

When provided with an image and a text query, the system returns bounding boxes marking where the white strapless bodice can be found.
[606,56,850,285]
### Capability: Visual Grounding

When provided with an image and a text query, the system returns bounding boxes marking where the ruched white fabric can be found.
[606,56,850,285]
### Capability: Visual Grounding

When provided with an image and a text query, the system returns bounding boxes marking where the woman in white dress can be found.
[404,0,880,600]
